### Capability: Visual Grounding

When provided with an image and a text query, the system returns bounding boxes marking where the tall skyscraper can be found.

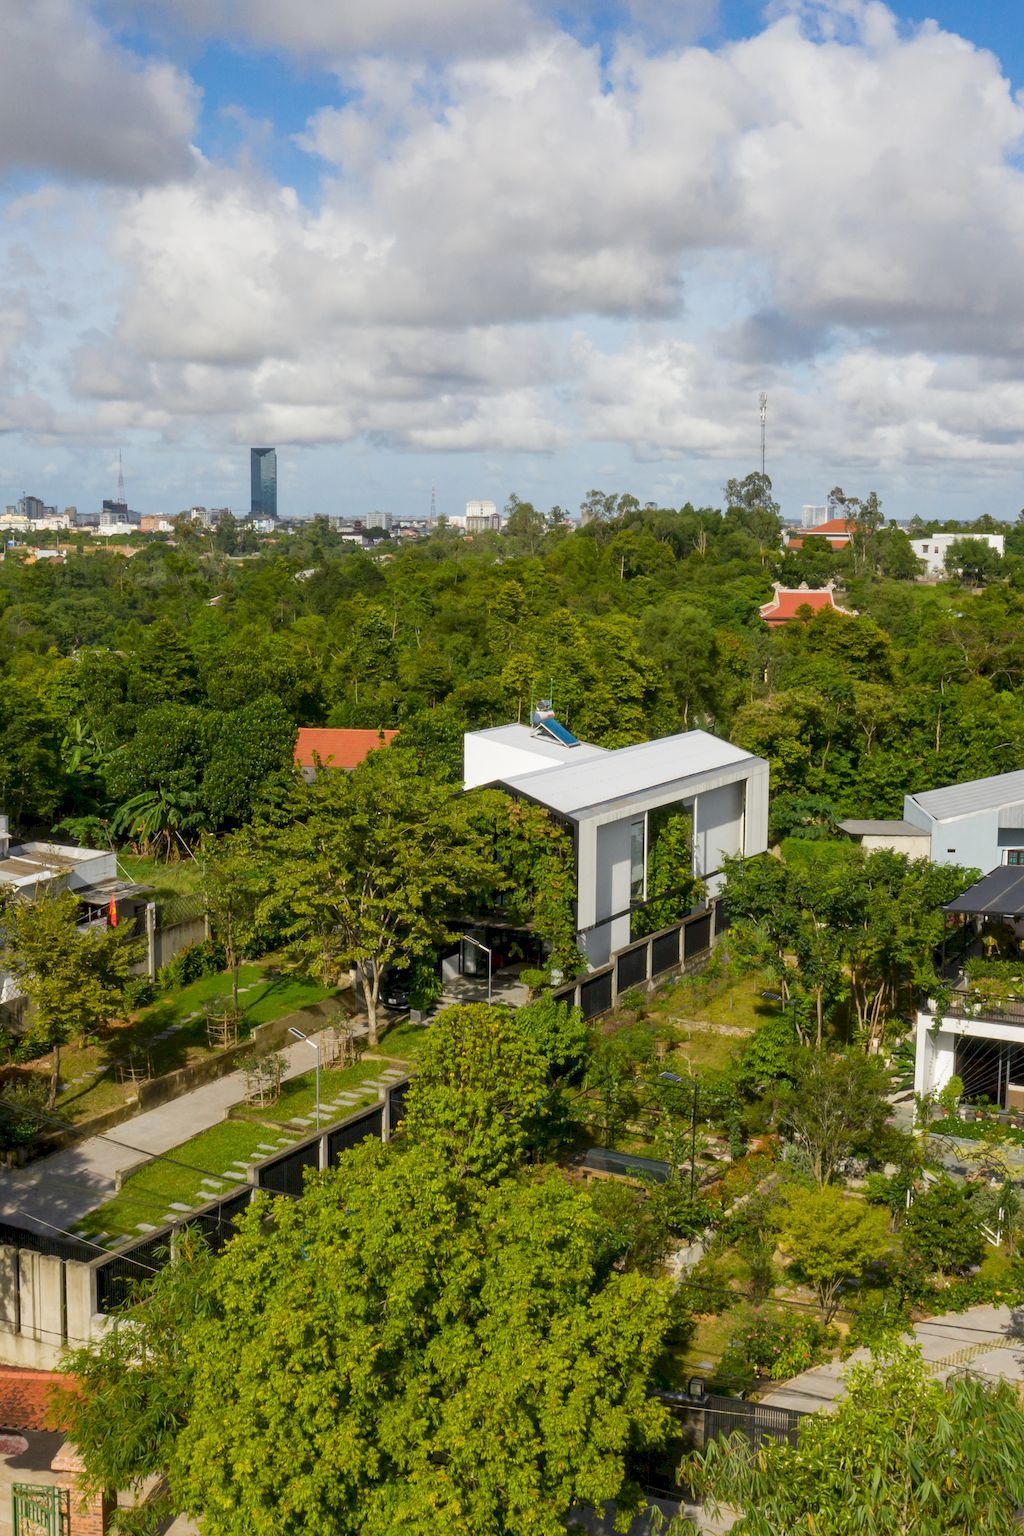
[250,447,277,520]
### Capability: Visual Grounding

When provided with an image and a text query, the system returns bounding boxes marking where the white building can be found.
[366,510,393,531]
[909,532,1004,577]
[800,505,829,528]
[914,866,1024,1110]
[465,500,502,534]
[902,769,1024,872]
[0,816,115,900]
[463,713,768,967]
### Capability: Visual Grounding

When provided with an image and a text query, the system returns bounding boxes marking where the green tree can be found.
[249,748,493,1044]
[903,1176,985,1275]
[62,1143,674,1536]
[944,537,1003,586]
[688,1344,1024,1535]
[2,890,142,1105]
[781,1051,891,1187]
[773,1183,891,1321]
[404,1004,548,1179]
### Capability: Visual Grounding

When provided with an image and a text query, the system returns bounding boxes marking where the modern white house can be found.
[914,866,1024,1110]
[909,531,1004,578]
[464,711,769,967]
[902,770,1024,872]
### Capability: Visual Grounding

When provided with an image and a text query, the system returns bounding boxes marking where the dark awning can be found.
[944,865,1024,918]
[581,1148,670,1184]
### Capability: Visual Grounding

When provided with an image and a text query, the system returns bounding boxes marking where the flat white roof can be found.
[909,770,1024,823]
[500,730,757,818]
[467,723,607,768]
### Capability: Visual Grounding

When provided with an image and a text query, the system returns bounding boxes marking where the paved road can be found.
[761,1301,1024,1412]
[0,1011,373,1237]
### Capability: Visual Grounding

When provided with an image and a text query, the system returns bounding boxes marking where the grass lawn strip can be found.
[75,1054,411,1241]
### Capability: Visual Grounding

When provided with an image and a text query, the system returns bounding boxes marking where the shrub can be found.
[156,939,227,993]
[903,1177,985,1275]
[717,1308,837,1391]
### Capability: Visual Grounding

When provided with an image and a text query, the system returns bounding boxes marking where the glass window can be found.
[630,818,646,904]
[1007,850,1024,866]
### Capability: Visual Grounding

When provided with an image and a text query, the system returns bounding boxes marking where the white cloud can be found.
[0,0,197,184]
[7,0,1024,514]
[108,0,533,58]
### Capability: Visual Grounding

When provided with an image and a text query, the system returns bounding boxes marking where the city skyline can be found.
[1,1,1024,523]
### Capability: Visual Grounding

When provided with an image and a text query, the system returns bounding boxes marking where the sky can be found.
[2,0,1024,523]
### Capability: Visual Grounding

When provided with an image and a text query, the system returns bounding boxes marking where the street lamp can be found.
[288,1026,321,1128]
[461,935,492,1004]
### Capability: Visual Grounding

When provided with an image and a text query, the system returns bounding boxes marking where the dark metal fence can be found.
[702,1393,802,1450]
[635,1391,804,1499]
[0,1220,94,1264]
[616,943,647,994]
[387,1080,409,1132]
[257,1140,320,1198]
[651,928,681,976]
[684,912,711,960]
[95,1229,176,1313]
[580,970,613,1021]
[327,1104,384,1162]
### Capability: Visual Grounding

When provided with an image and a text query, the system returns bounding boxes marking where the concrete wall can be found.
[693,780,746,889]
[902,799,1001,872]
[914,1010,958,1098]
[0,1246,96,1371]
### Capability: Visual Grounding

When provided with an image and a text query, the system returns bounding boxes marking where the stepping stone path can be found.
[380,1069,405,1080]
[169,1202,195,1213]
[135,1223,157,1233]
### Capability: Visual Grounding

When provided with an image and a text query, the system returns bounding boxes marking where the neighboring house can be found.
[463,710,769,967]
[783,518,856,551]
[838,819,931,858]
[903,769,1024,871]
[910,532,1004,578]
[294,727,397,782]
[758,581,856,626]
[914,866,1024,1109]
[0,816,116,901]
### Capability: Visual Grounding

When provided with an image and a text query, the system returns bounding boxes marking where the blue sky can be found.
[3,0,1024,523]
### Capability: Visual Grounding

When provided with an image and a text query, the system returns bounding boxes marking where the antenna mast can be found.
[759,393,767,480]
[117,449,126,505]
[430,483,436,527]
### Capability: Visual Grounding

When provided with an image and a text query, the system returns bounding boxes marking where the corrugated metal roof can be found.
[468,724,607,766]
[909,769,1024,823]
[944,865,1024,916]
[499,730,757,818]
[839,820,930,837]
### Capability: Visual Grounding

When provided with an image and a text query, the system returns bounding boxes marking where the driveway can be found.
[0,1012,374,1237]
[761,1301,1024,1412]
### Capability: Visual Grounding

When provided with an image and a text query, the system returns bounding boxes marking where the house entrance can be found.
[12,1484,67,1536]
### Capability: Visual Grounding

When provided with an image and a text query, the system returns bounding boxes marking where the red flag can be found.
[107,896,118,928]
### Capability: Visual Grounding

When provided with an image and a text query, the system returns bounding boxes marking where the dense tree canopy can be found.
[2,492,1023,849]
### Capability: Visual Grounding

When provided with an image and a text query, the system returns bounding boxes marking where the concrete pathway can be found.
[0,1014,377,1237]
[761,1301,1024,1412]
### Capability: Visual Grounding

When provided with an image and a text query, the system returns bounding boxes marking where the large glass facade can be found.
[250,447,277,519]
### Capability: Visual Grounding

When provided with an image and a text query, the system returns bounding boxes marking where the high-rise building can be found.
[250,447,277,520]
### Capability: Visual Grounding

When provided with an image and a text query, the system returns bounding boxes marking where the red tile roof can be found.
[759,585,856,625]
[785,518,855,550]
[294,728,397,770]
[0,1367,75,1431]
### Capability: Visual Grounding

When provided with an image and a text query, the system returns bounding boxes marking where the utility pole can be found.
[690,1080,699,1201]
[759,392,767,480]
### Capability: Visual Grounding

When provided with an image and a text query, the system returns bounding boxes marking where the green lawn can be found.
[117,853,205,901]
[51,964,340,1125]
[76,1045,414,1241]
[652,969,781,1036]
[232,1059,385,1125]
[374,1019,432,1061]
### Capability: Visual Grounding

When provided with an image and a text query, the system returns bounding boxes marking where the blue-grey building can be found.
[903,769,1024,873]
[250,447,277,520]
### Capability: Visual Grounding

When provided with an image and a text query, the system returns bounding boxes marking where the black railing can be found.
[651,929,681,976]
[634,1391,804,1499]
[616,944,647,994]
[328,1104,384,1162]
[0,1219,94,1264]
[580,971,613,1021]
[926,992,1024,1025]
